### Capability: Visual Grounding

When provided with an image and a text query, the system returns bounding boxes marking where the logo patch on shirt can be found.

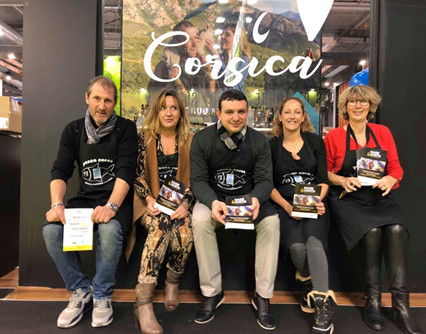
[215,169,246,191]
[281,172,315,186]
[82,161,115,186]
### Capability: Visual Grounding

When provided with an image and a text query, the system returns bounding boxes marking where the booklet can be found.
[356,147,387,186]
[63,208,94,251]
[154,177,186,216]
[225,195,254,230]
[291,184,321,219]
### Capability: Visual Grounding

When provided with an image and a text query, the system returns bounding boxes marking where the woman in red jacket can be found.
[324,85,422,334]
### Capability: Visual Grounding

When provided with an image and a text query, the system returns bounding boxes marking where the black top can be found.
[51,116,137,187]
[191,124,273,209]
[269,131,329,187]
[50,116,137,232]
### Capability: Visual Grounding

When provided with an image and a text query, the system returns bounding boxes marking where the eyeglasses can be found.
[348,99,369,106]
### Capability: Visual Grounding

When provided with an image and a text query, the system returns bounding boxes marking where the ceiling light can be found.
[8,53,16,60]
[359,59,367,66]
[5,75,12,81]
[216,17,225,23]
[324,82,330,87]
[324,65,350,78]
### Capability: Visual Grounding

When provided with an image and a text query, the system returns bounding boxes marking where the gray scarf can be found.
[217,121,247,151]
[84,109,117,144]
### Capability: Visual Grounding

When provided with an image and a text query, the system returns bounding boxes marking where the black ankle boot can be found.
[295,271,314,313]
[308,290,336,334]
[392,292,423,334]
[363,290,384,331]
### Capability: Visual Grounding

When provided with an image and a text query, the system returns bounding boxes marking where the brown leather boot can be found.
[134,283,163,334]
[164,269,183,313]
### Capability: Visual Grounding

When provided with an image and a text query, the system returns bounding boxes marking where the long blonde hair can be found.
[142,89,190,146]
[271,97,315,137]
[222,24,252,61]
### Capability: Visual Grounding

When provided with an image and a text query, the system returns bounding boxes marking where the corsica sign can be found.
[144,9,330,87]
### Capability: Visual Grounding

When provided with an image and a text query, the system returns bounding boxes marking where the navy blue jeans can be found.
[43,219,123,299]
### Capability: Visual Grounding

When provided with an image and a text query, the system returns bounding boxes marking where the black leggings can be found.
[360,224,408,294]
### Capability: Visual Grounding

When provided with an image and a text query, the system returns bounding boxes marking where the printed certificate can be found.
[63,208,94,251]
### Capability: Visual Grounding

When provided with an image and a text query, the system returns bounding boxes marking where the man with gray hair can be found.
[43,75,137,328]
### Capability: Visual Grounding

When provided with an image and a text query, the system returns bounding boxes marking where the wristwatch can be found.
[107,202,119,212]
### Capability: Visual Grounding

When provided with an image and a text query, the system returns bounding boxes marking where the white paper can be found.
[225,222,255,230]
[154,202,175,216]
[63,208,94,251]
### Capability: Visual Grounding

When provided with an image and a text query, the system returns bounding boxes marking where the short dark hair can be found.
[173,20,194,33]
[87,75,118,103]
[171,20,195,47]
[218,89,248,112]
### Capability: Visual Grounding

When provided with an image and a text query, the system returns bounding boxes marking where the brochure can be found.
[291,184,321,219]
[63,208,94,251]
[225,195,254,230]
[356,147,387,186]
[154,177,186,216]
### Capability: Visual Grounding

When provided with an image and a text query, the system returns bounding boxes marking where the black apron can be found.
[209,135,275,224]
[66,126,132,233]
[328,124,405,250]
[272,136,330,250]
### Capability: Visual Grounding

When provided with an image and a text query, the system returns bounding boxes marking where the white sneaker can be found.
[91,298,113,327]
[57,288,92,328]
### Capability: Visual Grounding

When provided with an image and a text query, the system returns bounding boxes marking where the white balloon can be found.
[297,0,334,41]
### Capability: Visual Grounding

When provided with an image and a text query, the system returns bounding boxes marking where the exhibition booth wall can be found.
[17,0,426,292]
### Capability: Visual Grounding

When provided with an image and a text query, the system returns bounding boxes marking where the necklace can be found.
[283,137,303,150]
[283,137,303,160]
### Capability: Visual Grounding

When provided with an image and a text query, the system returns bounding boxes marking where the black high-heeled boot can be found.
[361,228,385,331]
[392,292,423,334]
[384,225,423,334]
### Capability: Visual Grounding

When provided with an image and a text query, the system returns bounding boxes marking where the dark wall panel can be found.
[376,0,426,291]
[0,134,20,277]
[20,0,98,286]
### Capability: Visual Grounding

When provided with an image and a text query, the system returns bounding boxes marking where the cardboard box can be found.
[0,96,22,133]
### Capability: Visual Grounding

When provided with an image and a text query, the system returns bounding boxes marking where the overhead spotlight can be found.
[245,17,253,23]
[216,17,225,23]
[5,75,12,81]
[8,53,16,60]
[214,29,223,36]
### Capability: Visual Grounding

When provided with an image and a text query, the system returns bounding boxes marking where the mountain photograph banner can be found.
[122,0,324,120]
